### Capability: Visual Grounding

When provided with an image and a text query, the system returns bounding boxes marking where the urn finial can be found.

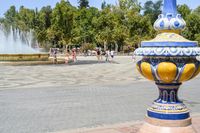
[154,0,186,33]
[163,0,177,15]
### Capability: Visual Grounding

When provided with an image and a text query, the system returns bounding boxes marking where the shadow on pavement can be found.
[68,60,119,65]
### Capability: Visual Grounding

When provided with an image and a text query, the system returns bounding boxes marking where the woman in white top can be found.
[110,50,114,59]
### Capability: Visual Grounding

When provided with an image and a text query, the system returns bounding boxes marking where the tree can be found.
[0,18,3,23]
[39,6,52,29]
[35,6,52,47]
[127,9,154,48]
[72,7,99,46]
[143,0,162,24]
[183,13,200,41]
[118,0,140,12]
[47,0,74,47]
[101,0,107,9]
[3,6,17,26]
[181,6,200,46]
[194,6,200,15]
[195,34,200,46]
[16,6,36,30]
[78,0,89,9]
[177,4,191,19]
[111,6,129,51]
[93,7,115,50]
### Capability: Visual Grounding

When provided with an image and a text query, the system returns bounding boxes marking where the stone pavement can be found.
[52,116,200,133]
[0,56,142,89]
[0,56,200,133]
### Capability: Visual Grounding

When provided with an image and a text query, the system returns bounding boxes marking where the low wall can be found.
[0,53,49,61]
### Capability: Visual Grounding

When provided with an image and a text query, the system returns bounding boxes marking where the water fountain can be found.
[0,24,49,65]
[134,0,200,132]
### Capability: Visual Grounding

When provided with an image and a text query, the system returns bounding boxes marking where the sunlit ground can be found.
[0,56,200,133]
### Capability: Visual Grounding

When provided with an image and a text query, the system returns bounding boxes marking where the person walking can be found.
[132,53,136,62]
[105,50,110,62]
[100,48,103,60]
[49,48,53,57]
[53,48,57,64]
[65,49,70,64]
[110,50,115,60]
[72,48,77,62]
[96,49,100,61]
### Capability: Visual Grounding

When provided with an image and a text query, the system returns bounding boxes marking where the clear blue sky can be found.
[0,0,199,17]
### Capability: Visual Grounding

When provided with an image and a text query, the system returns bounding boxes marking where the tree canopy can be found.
[0,0,200,51]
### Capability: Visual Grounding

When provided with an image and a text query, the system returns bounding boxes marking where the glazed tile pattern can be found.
[154,14,186,32]
[137,57,200,83]
[135,47,200,56]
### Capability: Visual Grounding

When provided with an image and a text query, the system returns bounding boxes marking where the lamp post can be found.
[134,0,200,132]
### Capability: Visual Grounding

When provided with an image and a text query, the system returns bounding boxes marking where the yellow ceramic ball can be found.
[140,62,154,81]
[157,62,177,83]
[179,63,196,82]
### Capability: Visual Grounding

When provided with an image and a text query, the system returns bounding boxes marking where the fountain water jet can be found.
[0,24,50,64]
[0,25,39,54]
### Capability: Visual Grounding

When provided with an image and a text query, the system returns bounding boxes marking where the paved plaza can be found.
[0,56,200,133]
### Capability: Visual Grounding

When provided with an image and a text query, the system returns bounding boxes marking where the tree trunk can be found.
[115,42,118,53]
[104,42,107,51]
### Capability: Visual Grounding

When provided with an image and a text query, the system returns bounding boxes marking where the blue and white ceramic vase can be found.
[134,0,200,121]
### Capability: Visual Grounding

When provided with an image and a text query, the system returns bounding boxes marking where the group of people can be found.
[96,49,115,62]
[50,47,116,64]
[50,48,77,64]
[65,49,77,64]
[49,48,58,64]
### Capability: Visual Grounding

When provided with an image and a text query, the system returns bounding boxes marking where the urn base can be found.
[138,116,197,133]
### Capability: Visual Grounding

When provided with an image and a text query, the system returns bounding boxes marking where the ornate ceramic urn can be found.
[134,0,200,132]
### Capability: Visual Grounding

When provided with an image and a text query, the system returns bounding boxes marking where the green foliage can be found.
[183,13,200,41]
[177,4,191,19]
[194,6,200,15]
[127,12,154,47]
[81,43,95,51]
[72,7,99,45]
[0,18,3,23]
[195,34,200,46]
[0,0,200,51]
[101,1,107,9]
[119,0,141,12]
[143,0,162,24]
[78,0,89,9]
[177,6,200,47]
[4,6,17,25]
[35,6,52,46]
[48,0,74,47]
[93,7,115,48]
